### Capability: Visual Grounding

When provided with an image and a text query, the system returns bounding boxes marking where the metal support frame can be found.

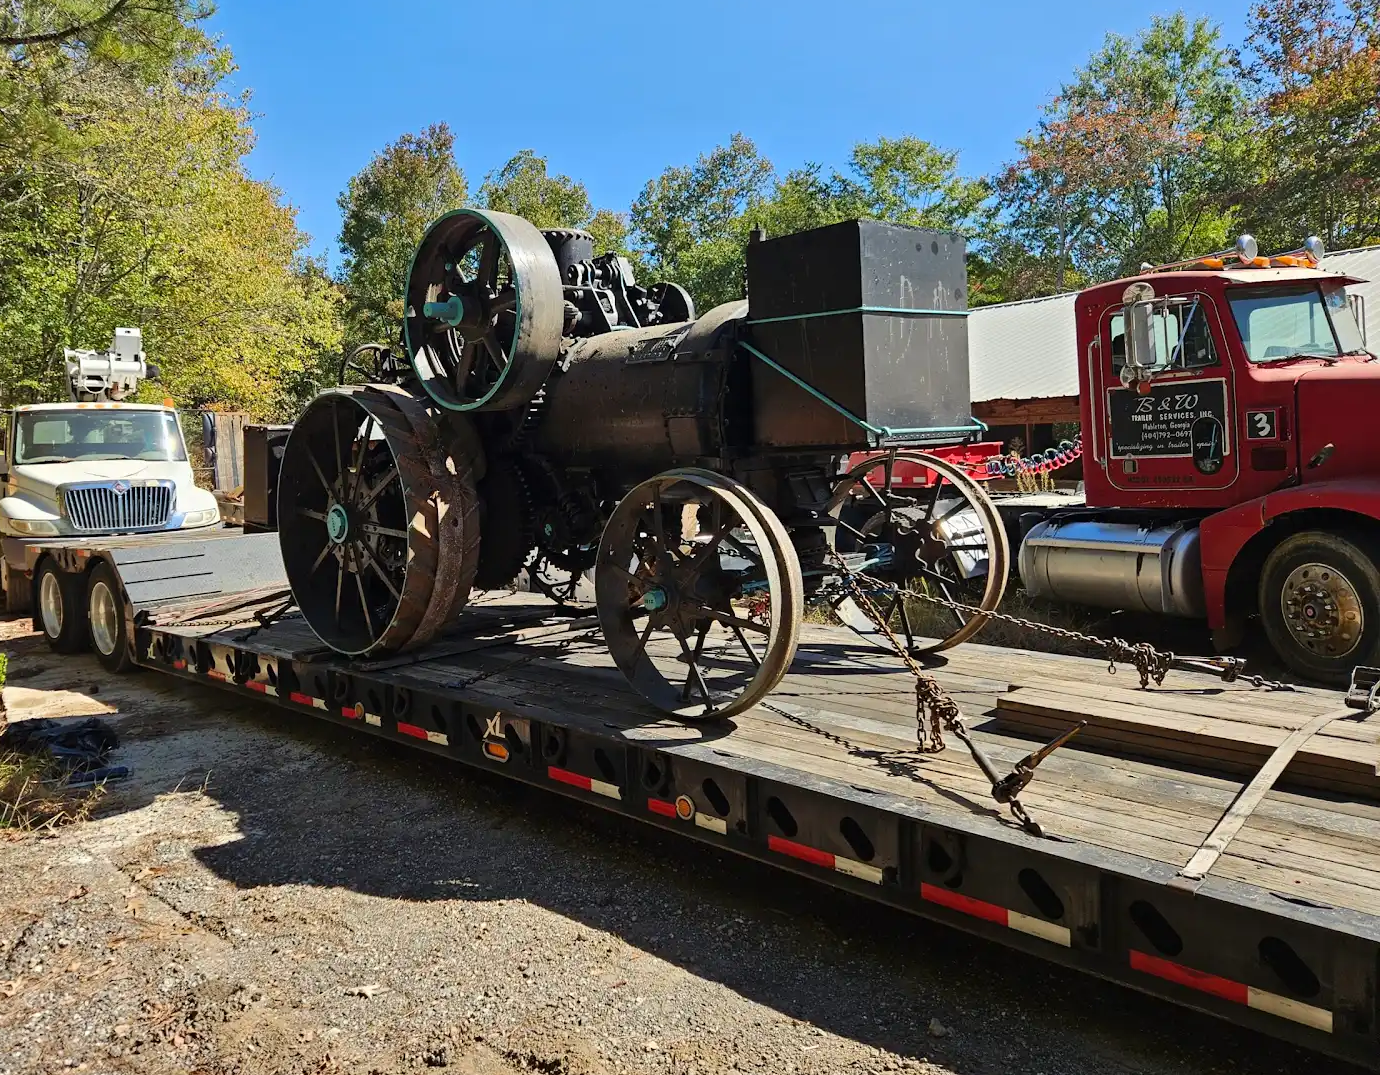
[132,616,1380,1071]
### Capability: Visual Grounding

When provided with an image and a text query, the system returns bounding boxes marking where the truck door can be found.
[1093,294,1240,502]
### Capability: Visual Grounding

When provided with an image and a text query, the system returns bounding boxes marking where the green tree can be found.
[632,134,988,311]
[0,6,342,419]
[480,149,590,228]
[630,133,774,303]
[337,123,468,346]
[993,14,1249,295]
[1237,0,1380,249]
[1,1,216,187]
[0,77,341,417]
[480,150,635,259]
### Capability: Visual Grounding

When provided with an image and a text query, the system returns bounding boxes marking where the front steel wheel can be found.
[1259,530,1380,685]
[596,469,803,721]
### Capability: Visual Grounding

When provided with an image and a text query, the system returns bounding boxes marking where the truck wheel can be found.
[1259,531,1380,685]
[87,562,134,673]
[35,560,87,653]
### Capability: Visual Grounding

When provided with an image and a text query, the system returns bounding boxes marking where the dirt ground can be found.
[0,616,1361,1075]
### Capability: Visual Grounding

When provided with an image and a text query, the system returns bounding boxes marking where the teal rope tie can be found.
[735,340,985,441]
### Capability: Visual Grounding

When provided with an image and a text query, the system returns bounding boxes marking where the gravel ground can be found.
[0,615,1363,1075]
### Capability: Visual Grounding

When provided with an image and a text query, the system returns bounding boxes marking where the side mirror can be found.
[1124,300,1160,378]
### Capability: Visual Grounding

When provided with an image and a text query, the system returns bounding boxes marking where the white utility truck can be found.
[0,330,221,648]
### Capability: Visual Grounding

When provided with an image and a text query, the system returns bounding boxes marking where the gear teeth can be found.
[474,457,538,590]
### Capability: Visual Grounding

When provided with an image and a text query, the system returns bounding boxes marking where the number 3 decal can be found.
[1246,409,1278,441]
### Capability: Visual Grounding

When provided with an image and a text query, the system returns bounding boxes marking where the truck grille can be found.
[63,481,175,532]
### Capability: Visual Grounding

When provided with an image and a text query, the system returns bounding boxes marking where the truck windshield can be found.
[15,410,187,464]
[1228,283,1367,363]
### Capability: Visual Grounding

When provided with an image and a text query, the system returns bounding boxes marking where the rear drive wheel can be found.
[87,562,134,673]
[1259,530,1380,686]
[35,560,87,653]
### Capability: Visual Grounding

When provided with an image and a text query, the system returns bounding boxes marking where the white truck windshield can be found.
[1228,283,1367,362]
[15,410,187,464]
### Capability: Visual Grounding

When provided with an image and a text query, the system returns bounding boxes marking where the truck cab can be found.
[0,330,221,623]
[1019,237,1378,683]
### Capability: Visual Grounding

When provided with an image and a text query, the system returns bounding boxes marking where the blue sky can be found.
[209,1,1251,266]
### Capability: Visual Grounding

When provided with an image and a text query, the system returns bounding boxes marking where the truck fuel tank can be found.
[1018,518,1205,618]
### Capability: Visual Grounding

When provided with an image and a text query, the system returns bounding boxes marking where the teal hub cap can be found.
[326,503,350,544]
[642,587,668,612]
[422,294,467,326]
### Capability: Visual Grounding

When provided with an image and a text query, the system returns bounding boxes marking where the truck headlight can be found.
[182,508,220,527]
[9,519,60,536]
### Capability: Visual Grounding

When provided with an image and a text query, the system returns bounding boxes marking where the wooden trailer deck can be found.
[132,581,1380,1065]
[154,590,1380,919]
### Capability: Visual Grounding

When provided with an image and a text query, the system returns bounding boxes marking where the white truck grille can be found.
[63,481,175,532]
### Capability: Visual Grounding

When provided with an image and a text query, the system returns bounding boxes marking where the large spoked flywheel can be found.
[277,386,480,657]
[403,208,564,412]
[826,452,1009,655]
[596,469,803,721]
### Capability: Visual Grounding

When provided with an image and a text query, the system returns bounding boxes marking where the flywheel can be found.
[403,208,564,412]
[277,386,480,657]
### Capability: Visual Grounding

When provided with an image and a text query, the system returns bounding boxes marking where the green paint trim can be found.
[403,207,522,413]
[745,305,968,326]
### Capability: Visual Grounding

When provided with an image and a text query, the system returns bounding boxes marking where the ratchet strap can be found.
[1170,707,1350,891]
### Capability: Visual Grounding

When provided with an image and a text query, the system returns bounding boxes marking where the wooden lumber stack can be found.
[993,678,1380,798]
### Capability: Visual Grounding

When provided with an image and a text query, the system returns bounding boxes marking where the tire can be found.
[1258,530,1380,686]
[86,562,134,673]
[35,559,87,653]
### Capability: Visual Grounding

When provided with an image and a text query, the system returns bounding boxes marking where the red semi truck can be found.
[1011,236,1376,684]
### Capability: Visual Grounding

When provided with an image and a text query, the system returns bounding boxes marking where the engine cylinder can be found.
[1018,518,1205,617]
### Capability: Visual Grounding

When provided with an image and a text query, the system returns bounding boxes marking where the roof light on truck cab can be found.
[1140,234,1329,275]
[1140,235,1260,274]
[1269,236,1326,268]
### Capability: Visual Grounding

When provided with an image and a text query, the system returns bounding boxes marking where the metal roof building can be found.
[967,244,1379,427]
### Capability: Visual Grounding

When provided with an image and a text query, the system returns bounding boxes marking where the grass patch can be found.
[903,585,1114,658]
[0,651,106,833]
[0,751,105,832]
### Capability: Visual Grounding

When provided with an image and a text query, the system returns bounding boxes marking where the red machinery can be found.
[1013,235,1375,683]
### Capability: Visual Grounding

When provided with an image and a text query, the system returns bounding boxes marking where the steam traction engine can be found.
[277,210,1008,719]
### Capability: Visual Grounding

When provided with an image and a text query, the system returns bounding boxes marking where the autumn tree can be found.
[1236,0,1380,249]
[337,124,468,346]
[992,14,1248,296]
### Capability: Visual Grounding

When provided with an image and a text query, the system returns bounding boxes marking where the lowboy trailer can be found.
[27,525,1380,1072]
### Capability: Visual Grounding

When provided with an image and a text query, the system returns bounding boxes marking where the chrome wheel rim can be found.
[1280,562,1364,658]
[90,580,119,656]
[39,572,63,638]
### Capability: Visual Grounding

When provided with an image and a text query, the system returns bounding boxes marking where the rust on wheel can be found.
[370,386,482,646]
[278,386,450,656]
[596,469,803,721]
